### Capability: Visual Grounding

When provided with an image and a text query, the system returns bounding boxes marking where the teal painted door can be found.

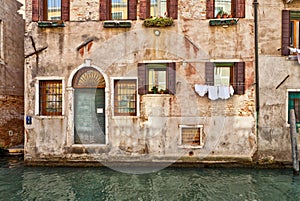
[74,88,105,144]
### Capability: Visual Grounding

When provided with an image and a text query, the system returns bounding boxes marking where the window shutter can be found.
[206,0,214,19]
[234,62,245,95]
[128,0,137,20]
[100,0,110,20]
[205,62,214,85]
[139,0,150,20]
[61,0,70,21]
[282,10,290,56]
[167,62,176,94]
[32,0,39,21]
[235,0,245,18]
[138,63,147,95]
[167,0,178,19]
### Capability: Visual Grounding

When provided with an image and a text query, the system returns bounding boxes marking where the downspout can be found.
[253,0,259,156]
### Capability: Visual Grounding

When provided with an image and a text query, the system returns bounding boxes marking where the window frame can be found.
[32,0,70,22]
[100,0,137,20]
[282,10,300,56]
[206,0,245,19]
[287,90,300,127]
[35,78,64,117]
[113,78,138,116]
[205,62,245,95]
[138,62,176,95]
[178,125,204,148]
[139,0,178,19]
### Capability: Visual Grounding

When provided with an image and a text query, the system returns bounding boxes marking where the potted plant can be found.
[151,86,158,94]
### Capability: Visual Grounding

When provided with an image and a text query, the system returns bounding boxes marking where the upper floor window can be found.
[205,62,245,95]
[100,0,136,20]
[282,10,300,55]
[150,0,167,17]
[206,0,245,19]
[138,62,176,95]
[32,0,69,21]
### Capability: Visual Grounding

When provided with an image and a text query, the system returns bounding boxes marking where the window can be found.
[32,0,69,21]
[39,80,62,116]
[282,11,300,55]
[150,0,167,17]
[100,0,137,20]
[114,79,137,116]
[111,0,128,19]
[206,0,245,19]
[288,91,300,124]
[205,62,245,94]
[138,62,176,95]
[179,125,204,147]
[139,0,178,19]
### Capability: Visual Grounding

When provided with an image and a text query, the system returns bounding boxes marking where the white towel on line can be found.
[208,86,218,100]
[195,84,208,96]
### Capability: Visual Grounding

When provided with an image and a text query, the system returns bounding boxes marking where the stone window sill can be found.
[38,21,65,28]
[209,18,239,26]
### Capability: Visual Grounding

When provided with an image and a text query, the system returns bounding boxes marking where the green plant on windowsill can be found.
[151,86,158,94]
[143,16,174,27]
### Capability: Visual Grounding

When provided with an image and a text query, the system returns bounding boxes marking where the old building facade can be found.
[24,0,257,166]
[0,0,24,148]
[257,0,300,162]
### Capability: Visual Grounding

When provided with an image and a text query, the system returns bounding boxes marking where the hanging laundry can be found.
[208,86,218,100]
[195,84,208,96]
[229,85,234,96]
[218,86,230,99]
[288,47,300,64]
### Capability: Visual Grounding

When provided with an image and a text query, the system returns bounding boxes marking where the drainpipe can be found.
[253,0,259,155]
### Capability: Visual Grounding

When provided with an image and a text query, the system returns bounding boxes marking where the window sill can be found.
[143,94,173,97]
[38,21,65,28]
[103,20,132,28]
[178,145,203,149]
[209,18,239,26]
[35,115,64,119]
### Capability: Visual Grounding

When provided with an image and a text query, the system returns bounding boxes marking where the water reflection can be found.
[1,157,300,200]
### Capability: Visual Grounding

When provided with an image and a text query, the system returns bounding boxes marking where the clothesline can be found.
[194,84,234,100]
[288,47,300,64]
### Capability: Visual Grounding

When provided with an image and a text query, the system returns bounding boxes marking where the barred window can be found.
[179,125,204,147]
[114,79,137,116]
[39,80,62,116]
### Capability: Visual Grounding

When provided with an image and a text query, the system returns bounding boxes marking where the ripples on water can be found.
[1,157,300,201]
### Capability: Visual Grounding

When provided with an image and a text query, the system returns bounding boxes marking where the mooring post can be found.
[290,109,299,175]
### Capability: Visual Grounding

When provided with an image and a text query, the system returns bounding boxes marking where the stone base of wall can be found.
[0,95,24,148]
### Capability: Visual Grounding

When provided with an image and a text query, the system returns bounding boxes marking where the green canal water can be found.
[1,157,300,201]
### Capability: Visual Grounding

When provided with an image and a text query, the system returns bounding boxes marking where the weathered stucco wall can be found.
[24,0,256,165]
[257,0,300,162]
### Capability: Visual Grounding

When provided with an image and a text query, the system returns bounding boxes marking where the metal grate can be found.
[114,79,136,116]
[181,126,204,146]
[39,80,62,116]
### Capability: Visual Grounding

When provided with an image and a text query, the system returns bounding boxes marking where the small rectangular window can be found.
[114,79,137,116]
[46,0,62,20]
[39,80,62,116]
[215,0,232,18]
[111,0,128,19]
[288,91,300,124]
[150,0,167,17]
[147,63,167,93]
[179,125,204,147]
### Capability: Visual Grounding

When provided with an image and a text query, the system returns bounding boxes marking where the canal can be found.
[1,156,300,201]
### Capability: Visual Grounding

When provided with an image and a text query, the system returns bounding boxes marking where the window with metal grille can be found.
[39,80,62,116]
[179,125,204,147]
[46,0,62,20]
[114,79,137,116]
[288,91,300,124]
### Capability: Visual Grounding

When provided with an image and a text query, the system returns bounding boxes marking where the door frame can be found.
[67,60,109,146]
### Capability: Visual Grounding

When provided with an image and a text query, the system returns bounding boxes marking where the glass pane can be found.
[111,0,128,19]
[114,80,136,115]
[47,0,61,20]
[148,69,166,92]
[214,0,232,17]
[40,81,62,115]
[214,67,230,86]
[150,0,167,17]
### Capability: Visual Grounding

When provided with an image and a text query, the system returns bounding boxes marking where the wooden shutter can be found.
[282,10,290,56]
[61,0,70,21]
[167,0,178,19]
[167,62,176,94]
[100,0,110,20]
[234,62,245,95]
[32,0,39,21]
[205,62,214,85]
[138,63,147,95]
[139,0,150,20]
[235,0,245,18]
[206,0,214,19]
[128,0,137,20]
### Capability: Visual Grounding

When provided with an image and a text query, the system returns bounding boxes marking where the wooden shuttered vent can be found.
[205,62,245,95]
[206,0,245,19]
[138,62,176,95]
[32,0,70,22]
